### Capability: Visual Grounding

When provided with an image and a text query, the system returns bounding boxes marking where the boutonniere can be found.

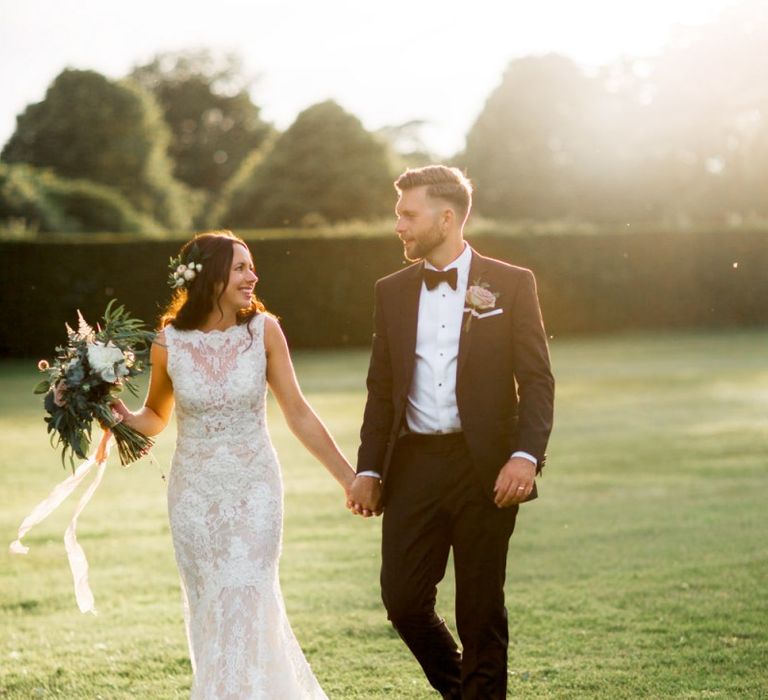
[464,279,501,332]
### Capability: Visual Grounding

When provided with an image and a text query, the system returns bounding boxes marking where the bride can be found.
[113,230,353,699]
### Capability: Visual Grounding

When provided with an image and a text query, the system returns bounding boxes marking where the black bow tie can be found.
[423,267,458,291]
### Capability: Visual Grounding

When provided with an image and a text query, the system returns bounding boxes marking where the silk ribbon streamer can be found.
[9,430,113,614]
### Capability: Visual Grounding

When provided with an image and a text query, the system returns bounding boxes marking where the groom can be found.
[349,165,555,698]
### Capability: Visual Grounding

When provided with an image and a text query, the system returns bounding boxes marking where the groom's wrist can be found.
[356,470,382,480]
[511,451,537,466]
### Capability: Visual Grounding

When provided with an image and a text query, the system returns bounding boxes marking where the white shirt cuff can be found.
[511,451,537,466]
[356,470,382,479]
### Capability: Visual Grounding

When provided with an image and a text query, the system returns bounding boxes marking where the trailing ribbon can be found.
[9,430,113,614]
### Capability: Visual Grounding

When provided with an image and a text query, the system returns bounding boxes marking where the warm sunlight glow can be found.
[0,0,749,155]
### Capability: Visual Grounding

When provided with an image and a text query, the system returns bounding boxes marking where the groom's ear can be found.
[440,206,455,230]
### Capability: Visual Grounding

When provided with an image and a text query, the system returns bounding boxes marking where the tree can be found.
[461,54,597,221]
[130,50,274,194]
[376,120,437,171]
[2,69,193,230]
[220,100,394,228]
[637,2,768,225]
[462,5,768,228]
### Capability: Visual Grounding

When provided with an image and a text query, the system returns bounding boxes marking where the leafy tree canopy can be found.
[2,69,193,230]
[130,50,274,194]
[220,100,394,228]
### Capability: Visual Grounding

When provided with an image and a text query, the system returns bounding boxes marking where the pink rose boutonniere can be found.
[464,280,500,332]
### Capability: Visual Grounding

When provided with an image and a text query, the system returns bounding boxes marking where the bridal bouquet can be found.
[34,299,155,467]
[12,300,157,615]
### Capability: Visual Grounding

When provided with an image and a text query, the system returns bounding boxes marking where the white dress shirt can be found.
[405,244,472,433]
[358,245,535,479]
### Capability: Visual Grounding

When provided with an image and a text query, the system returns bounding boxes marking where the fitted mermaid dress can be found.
[163,315,327,699]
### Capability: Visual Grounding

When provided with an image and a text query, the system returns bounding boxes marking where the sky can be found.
[0,0,740,157]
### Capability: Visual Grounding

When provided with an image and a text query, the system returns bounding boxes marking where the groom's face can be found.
[395,186,446,262]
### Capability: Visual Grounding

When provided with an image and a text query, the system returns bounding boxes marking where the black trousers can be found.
[381,433,519,699]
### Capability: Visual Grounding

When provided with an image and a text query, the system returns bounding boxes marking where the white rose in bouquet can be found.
[87,342,127,383]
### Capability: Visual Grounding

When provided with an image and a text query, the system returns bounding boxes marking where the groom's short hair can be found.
[395,165,473,223]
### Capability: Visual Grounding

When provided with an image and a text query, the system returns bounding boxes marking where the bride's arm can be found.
[264,315,355,494]
[112,332,175,437]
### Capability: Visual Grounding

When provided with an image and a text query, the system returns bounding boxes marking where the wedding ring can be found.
[517,486,525,491]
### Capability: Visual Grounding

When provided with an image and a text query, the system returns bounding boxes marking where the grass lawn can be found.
[1,330,767,699]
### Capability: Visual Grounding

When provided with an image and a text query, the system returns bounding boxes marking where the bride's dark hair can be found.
[160,231,266,331]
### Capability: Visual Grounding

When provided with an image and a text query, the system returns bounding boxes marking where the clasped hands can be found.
[347,475,382,517]
[346,456,535,517]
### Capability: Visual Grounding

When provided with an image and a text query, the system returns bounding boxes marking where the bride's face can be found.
[219,243,258,310]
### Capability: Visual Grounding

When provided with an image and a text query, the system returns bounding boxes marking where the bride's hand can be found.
[109,399,133,426]
[341,470,356,500]
[96,400,129,430]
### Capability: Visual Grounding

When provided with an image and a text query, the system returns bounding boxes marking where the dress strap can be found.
[248,313,268,340]
[248,313,267,356]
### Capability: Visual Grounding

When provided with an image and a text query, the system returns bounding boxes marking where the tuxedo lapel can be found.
[395,263,424,385]
[457,251,486,379]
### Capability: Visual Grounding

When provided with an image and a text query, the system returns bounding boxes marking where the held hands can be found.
[347,475,383,517]
[494,456,536,508]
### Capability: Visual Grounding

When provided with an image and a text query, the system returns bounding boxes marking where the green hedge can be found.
[1,231,766,357]
[0,163,164,234]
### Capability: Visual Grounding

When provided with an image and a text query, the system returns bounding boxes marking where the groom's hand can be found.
[494,457,536,507]
[348,475,383,517]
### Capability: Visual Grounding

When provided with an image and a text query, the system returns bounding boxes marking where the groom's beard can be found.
[403,222,446,262]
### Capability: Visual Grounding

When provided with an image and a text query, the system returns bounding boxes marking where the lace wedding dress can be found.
[164,314,327,699]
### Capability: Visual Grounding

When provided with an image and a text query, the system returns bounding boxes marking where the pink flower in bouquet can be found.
[53,381,68,407]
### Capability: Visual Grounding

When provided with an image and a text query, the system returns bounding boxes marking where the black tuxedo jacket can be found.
[357,248,555,503]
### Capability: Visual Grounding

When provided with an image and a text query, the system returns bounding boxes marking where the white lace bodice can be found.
[168,320,267,441]
[166,318,272,503]
[163,315,327,700]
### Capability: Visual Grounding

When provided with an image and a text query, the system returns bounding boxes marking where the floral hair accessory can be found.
[168,243,204,289]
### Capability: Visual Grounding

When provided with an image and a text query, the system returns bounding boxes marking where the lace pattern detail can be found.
[165,315,327,699]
